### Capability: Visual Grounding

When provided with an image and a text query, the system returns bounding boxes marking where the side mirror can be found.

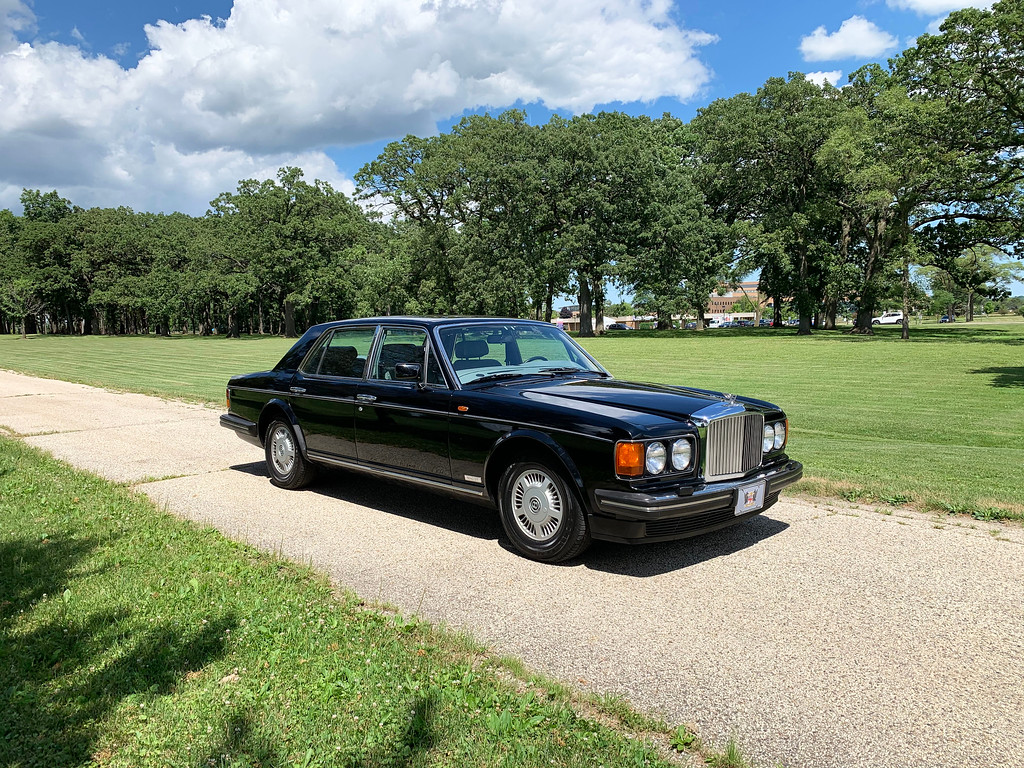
[394,363,422,381]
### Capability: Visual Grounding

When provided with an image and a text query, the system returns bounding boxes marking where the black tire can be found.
[264,418,316,489]
[497,461,591,563]
[872,320,880,325]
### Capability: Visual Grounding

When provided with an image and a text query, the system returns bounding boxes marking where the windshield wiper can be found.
[469,371,530,384]
[539,367,607,376]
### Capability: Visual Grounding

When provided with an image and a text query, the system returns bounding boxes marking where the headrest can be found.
[454,339,490,359]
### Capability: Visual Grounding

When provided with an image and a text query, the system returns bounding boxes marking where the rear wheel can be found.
[498,461,590,562]
[265,419,316,489]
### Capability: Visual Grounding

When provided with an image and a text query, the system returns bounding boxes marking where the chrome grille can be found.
[705,412,764,481]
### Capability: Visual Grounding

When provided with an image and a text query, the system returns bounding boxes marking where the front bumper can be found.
[589,460,803,544]
[219,413,262,448]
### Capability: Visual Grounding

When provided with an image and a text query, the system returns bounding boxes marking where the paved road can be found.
[2,369,1022,768]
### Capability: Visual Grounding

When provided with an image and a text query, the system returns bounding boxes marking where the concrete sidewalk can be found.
[3,368,1022,768]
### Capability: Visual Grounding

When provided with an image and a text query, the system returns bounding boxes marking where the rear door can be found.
[289,325,377,459]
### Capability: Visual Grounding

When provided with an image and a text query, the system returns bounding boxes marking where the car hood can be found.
[510,376,776,422]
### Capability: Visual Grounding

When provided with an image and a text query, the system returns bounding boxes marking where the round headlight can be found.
[773,421,786,450]
[762,424,775,453]
[671,439,692,471]
[645,442,667,474]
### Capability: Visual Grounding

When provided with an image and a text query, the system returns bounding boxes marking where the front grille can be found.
[705,412,764,481]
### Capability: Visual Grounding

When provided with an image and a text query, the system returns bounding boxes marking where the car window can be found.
[371,328,428,381]
[307,326,376,378]
[298,332,330,375]
[438,323,602,385]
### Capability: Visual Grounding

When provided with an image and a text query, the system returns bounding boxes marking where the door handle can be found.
[356,394,377,403]
[289,386,306,394]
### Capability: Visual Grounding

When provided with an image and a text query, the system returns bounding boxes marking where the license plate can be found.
[735,480,766,516]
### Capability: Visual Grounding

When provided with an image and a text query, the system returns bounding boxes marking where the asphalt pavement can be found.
[2,369,1022,768]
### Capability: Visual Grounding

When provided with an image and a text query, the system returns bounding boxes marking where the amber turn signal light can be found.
[226,388,231,409]
[615,441,644,477]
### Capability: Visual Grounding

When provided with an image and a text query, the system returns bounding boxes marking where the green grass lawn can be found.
[1,436,703,768]
[1,323,1021,515]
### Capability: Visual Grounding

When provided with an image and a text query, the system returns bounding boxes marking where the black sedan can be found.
[221,317,802,562]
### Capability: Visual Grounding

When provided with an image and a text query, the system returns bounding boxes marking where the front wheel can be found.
[498,462,590,562]
[265,419,316,489]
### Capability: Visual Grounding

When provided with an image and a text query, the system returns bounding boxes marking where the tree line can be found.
[2,0,1022,339]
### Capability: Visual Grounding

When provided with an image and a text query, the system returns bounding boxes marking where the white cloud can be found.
[805,70,843,87]
[0,0,34,53]
[0,0,717,214]
[886,0,992,14]
[800,15,899,62]
[70,26,84,43]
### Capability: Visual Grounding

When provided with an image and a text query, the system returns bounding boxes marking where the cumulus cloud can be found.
[805,70,843,87]
[0,0,717,214]
[0,0,34,53]
[800,16,899,61]
[886,0,992,14]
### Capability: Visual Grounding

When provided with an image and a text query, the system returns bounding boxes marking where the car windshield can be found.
[437,322,607,385]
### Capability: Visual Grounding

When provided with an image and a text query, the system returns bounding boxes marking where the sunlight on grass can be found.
[1,323,1021,511]
[0,437,682,767]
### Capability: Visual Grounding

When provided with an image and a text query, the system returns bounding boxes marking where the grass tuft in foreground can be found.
[1,436,741,767]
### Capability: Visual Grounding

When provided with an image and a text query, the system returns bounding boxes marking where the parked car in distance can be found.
[872,310,904,325]
[939,315,954,323]
[758,319,771,327]
[221,317,802,562]
[735,320,754,327]
[606,323,631,331]
[684,321,697,329]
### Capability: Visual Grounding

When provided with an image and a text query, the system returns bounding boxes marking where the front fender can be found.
[485,428,586,496]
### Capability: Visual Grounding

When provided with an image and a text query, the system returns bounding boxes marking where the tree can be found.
[691,74,846,335]
[210,167,369,337]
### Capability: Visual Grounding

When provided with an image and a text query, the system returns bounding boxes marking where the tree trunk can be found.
[900,258,910,341]
[852,307,875,334]
[695,301,708,331]
[227,307,240,339]
[284,299,297,337]
[966,291,974,322]
[577,279,594,337]
[657,308,672,330]
[544,284,554,324]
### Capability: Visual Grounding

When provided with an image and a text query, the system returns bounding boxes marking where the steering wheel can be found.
[525,355,548,362]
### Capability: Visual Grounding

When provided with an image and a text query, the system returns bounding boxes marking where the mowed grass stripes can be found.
[1,322,1022,514]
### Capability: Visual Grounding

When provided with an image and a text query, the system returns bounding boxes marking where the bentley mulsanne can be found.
[221,317,802,562]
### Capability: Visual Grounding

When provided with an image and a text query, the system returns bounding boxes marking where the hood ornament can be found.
[722,392,737,405]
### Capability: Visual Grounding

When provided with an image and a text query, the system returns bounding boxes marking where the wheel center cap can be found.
[529,497,542,513]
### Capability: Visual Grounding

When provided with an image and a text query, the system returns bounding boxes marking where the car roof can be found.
[306,316,554,334]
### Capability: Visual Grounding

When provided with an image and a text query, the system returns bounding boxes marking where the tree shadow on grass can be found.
[0,536,234,767]
[970,366,1024,388]
[193,691,441,768]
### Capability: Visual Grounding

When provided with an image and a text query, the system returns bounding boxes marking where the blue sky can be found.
[1,0,993,217]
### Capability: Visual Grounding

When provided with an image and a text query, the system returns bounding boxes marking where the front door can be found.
[354,326,452,482]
